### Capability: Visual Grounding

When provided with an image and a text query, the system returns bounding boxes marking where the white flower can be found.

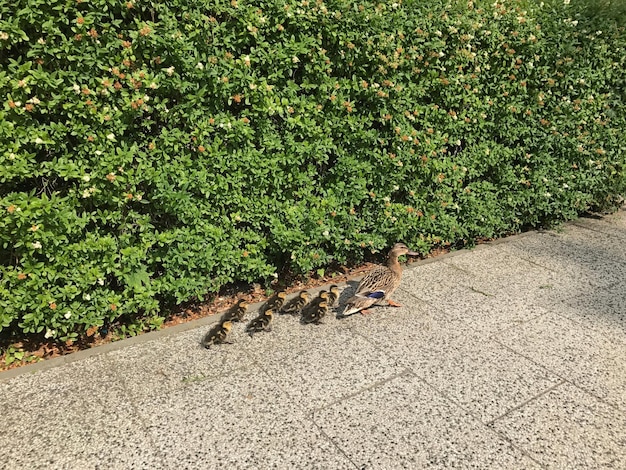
[82,175,91,182]
[82,189,92,198]
[95,150,102,156]
[73,84,81,94]
[64,311,72,319]
[323,230,330,237]
[84,293,91,301]
[34,137,44,145]
[38,37,46,45]
[563,0,570,4]
[98,278,105,286]
[28,96,41,105]
[32,241,42,249]
[196,62,204,70]
[106,133,115,141]
[44,329,56,339]
[243,55,251,66]
[292,56,300,63]
[0,31,9,41]
[8,153,16,160]
[166,66,175,76]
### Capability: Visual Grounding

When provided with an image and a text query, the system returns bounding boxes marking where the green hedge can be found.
[1,0,625,341]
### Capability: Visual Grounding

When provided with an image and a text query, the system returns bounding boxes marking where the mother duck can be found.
[341,242,419,316]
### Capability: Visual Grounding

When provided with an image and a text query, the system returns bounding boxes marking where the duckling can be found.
[300,290,330,318]
[327,285,340,306]
[280,290,310,316]
[302,301,329,325]
[222,299,249,322]
[263,290,287,312]
[341,242,418,316]
[202,321,233,348]
[245,309,274,336]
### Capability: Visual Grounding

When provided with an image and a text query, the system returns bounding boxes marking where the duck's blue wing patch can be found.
[365,290,385,299]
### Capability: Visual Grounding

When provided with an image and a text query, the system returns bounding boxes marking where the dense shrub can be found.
[1,0,625,341]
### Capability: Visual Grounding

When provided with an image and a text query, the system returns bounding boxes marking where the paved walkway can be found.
[1,207,625,469]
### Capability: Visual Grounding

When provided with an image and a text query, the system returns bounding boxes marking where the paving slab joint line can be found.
[488,311,553,337]
[488,336,626,412]
[557,376,625,413]
[484,380,566,427]
[308,368,414,415]
[309,418,362,470]
[107,353,170,468]
[571,218,626,237]
[413,373,550,469]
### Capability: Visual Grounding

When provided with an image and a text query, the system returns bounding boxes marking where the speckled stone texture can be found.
[495,311,626,411]
[1,206,625,469]
[0,355,163,469]
[133,367,354,469]
[313,372,542,469]
[491,381,626,469]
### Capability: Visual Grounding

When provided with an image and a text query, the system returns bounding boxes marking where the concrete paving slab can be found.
[248,326,406,412]
[556,281,626,341]
[399,272,551,336]
[0,355,162,469]
[313,372,541,469]
[399,259,478,298]
[495,311,626,410]
[107,326,254,402]
[573,215,626,241]
[399,260,551,334]
[501,229,626,288]
[491,381,626,469]
[134,366,354,469]
[442,243,589,303]
[348,301,561,423]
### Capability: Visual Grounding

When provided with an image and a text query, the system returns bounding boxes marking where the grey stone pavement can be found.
[1,207,625,469]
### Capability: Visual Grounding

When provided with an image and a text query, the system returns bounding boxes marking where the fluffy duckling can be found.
[302,301,329,325]
[280,290,310,316]
[222,299,249,322]
[202,321,233,348]
[341,242,418,316]
[301,290,329,318]
[264,290,287,312]
[327,285,340,306]
[245,309,274,336]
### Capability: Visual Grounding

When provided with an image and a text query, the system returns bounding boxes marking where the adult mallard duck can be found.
[341,242,419,316]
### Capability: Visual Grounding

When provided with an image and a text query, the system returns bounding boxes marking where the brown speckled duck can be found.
[341,242,419,316]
